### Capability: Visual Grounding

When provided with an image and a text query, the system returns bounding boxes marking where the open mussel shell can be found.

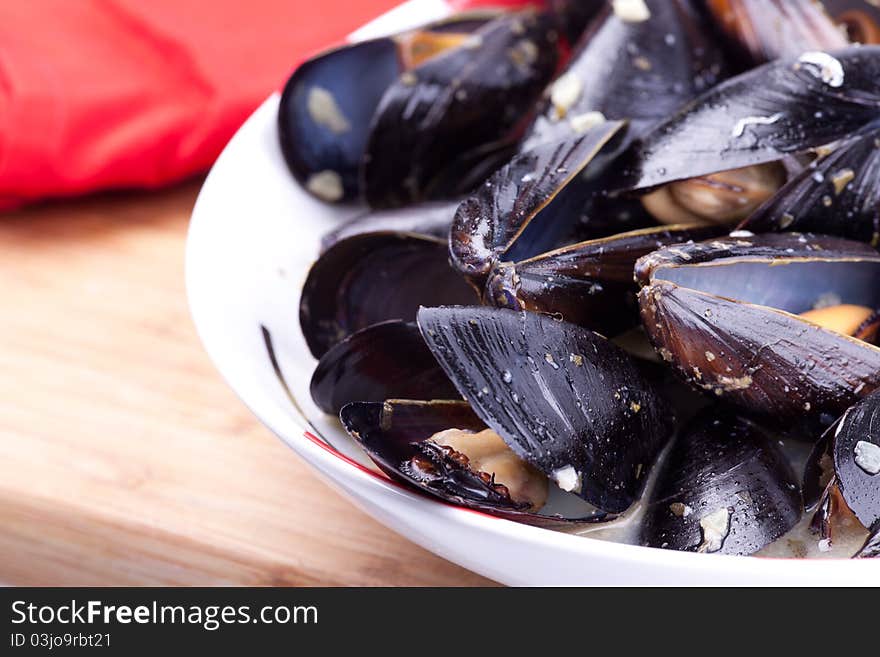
[829,389,880,530]
[320,200,460,252]
[449,122,629,289]
[524,0,726,148]
[636,232,880,431]
[339,399,611,524]
[417,306,674,513]
[363,10,560,208]
[640,410,802,555]
[704,0,848,65]
[300,231,476,358]
[309,321,459,415]
[740,123,880,243]
[278,13,495,203]
[484,224,721,336]
[618,46,880,191]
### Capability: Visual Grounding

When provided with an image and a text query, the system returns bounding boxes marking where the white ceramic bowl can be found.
[185,0,879,585]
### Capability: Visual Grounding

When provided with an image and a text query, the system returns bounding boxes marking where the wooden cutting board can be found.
[0,182,494,586]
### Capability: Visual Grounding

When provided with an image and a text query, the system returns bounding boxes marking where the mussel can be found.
[641,410,802,555]
[278,12,495,203]
[309,321,459,415]
[449,123,718,335]
[279,9,560,207]
[336,306,674,519]
[523,0,727,147]
[340,399,608,524]
[739,124,880,243]
[636,233,880,430]
[619,46,880,240]
[300,231,476,358]
[822,390,880,531]
[619,46,880,189]
[414,306,674,513]
[484,224,719,337]
[449,123,634,290]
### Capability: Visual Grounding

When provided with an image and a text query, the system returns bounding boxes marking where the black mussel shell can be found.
[320,200,460,252]
[300,232,477,358]
[830,389,880,529]
[524,0,726,148]
[618,46,880,191]
[704,0,848,65]
[417,306,673,513]
[363,10,560,208]
[484,224,721,336]
[641,410,802,555]
[636,233,880,430]
[278,14,494,203]
[740,123,880,243]
[339,399,611,524]
[449,122,629,288]
[279,38,401,203]
[309,321,459,414]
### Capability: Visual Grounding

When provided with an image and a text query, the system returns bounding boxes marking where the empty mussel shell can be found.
[636,232,880,430]
[339,399,611,524]
[524,0,726,148]
[363,10,560,208]
[300,231,477,358]
[417,306,674,513]
[320,200,461,252]
[618,46,880,191]
[640,410,802,555]
[829,389,880,530]
[740,123,880,243]
[484,224,721,336]
[450,122,630,289]
[309,321,459,415]
[704,0,848,65]
[278,13,494,203]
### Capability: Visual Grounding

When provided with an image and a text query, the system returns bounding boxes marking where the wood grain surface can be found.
[0,182,494,586]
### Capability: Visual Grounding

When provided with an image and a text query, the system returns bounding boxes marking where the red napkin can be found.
[0,0,534,210]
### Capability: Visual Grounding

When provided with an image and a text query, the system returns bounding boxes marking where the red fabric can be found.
[0,0,531,210]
